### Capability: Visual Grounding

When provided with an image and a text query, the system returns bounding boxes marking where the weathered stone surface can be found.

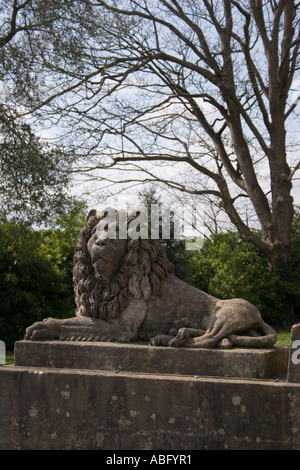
[0,365,299,450]
[287,323,300,383]
[14,340,289,379]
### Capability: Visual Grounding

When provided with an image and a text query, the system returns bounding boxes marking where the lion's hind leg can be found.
[171,315,243,349]
[187,314,254,349]
[168,327,206,347]
[228,321,277,348]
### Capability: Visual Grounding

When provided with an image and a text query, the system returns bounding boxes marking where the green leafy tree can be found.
[0,203,86,349]
[0,107,75,224]
[188,221,300,326]
[0,218,59,349]
[38,201,87,306]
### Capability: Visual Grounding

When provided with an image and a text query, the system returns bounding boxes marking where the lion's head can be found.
[73,208,174,321]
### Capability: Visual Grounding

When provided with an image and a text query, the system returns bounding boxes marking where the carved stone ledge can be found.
[14,340,289,380]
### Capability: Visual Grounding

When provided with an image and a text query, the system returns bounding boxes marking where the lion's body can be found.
[144,275,217,331]
[25,209,277,348]
[132,275,274,348]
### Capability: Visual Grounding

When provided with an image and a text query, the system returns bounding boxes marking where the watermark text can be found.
[291,340,300,365]
[95,204,204,251]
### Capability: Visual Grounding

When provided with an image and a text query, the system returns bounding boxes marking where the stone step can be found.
[14,340,289,379]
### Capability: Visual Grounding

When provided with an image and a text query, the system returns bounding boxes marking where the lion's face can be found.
[87,226,127,287]
[74,208,174,320]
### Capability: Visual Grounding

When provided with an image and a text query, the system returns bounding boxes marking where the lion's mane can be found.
[73,209,174,321]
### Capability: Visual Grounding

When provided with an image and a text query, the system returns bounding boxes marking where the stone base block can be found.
[14,340,289,379]
[0,365,299,450]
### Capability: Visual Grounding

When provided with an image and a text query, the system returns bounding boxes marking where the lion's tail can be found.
[229,321,277,348]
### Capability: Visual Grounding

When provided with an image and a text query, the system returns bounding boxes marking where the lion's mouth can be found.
[91,247,105,263]
[93,258,105,273]
[93,260,110,285]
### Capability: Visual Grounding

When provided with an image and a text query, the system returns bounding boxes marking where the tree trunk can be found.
[262,199,297,325]
[270,245,297,326]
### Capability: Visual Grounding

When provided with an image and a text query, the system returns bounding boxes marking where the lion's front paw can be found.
[24,317,61,341]
[168,327,190,347]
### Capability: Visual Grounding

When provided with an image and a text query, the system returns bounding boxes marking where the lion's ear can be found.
[86,209,97,221]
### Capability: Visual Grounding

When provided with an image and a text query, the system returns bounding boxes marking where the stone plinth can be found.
[0,340,298,450]
[0,364,300,450]
[14,340,289,379]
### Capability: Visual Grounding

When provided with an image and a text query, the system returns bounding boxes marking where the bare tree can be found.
[2,0,300,281]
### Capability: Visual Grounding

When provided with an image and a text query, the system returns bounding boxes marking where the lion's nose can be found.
[95,237,108,247]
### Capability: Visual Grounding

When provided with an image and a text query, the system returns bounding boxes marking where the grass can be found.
[275,329,292,347]
[6,352,14,365]
[0,351,14,365]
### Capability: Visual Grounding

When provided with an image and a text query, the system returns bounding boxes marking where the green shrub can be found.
[0,206,86,349]
[189,232,286,325]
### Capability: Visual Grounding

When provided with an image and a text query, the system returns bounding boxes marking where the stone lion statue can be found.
[25,208,277,349]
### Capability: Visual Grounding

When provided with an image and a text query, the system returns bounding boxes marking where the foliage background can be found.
[0,204,86,349]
